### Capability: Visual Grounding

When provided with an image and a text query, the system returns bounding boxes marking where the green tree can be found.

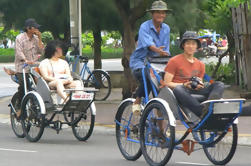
[82,0,122,70]
[203,0,249,78]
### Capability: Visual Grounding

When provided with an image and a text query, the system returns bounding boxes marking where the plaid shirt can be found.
[14,32,43,73]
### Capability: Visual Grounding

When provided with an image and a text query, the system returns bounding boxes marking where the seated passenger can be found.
[39,40,82,102]
[163,31,224,117]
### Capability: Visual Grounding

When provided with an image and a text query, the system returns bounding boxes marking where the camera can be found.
[189,76,201,89]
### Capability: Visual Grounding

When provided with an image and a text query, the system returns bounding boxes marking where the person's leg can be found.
[15,73,26,117]
[173,85,203,117]
[49,80,67,100]
[191,81,224,100]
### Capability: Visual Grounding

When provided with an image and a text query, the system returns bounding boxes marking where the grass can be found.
[0,45,206,62]
[0,47,123,62]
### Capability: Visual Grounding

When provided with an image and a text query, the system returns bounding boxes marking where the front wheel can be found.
[10,92,25,138]
[72,107,95,141]
[115,100,142,161]
[140,101,175,166]
[201,124,238,165]
[86,70,111,101]
[21,93,45,142]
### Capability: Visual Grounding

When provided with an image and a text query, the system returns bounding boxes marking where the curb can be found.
[0,115,250,146]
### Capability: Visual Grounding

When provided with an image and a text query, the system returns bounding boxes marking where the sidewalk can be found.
[0,87,251,145]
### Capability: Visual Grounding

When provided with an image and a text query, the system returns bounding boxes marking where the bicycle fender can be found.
[117,98,135,109]
[90,102,96,115]
[145,98,176,127]
[233,118,238,124]
[23,91,46,115]
[115,98,135,121]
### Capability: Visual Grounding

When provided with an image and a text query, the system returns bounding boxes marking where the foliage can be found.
[206,62,235,84]
[41,31,54,44]
[0,27,19,41]
[204,0,249,34]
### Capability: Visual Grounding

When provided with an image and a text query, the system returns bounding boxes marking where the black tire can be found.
[115,100,142,161]
[201,124,238,165]
[10,92,25,138]
[72,107,95,141]
[140,101,175,166]
[86,70,111,101]
[21,93,45,142]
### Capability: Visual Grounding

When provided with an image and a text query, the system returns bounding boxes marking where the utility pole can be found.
[69,0,82,73]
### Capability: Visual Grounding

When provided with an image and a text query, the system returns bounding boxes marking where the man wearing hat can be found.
[14,18,44,117]
[163,31,224,118]
[130,0,171,115]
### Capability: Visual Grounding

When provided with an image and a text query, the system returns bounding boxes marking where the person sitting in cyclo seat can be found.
[129,0,171,115]
[162,31,224,118]
[39,40,83,103]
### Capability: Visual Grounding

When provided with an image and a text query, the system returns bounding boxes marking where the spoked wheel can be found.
[72,107,95,141]
[140,101,175,166]
[201,124,238,165]
[86,70,111,101]
[115,100,142,161]
[21,93,45,142]
[10,92,25,138]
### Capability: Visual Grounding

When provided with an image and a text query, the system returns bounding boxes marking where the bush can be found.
[205,62,235,84]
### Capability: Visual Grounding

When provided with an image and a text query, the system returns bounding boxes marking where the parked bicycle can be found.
[66,54,111,101]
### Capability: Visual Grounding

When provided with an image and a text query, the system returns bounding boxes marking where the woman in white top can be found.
[39,40,82,101]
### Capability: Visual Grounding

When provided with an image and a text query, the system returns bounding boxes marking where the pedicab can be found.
[115,56,245,166]
[9,64,97,142]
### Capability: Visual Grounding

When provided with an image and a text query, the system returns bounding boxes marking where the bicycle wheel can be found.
[21,93,45,142]
[10,92,25,138]
[201,124,238,165]
[115,100,142,161]
[140,101,175,166]
[86,70,111,101]
[72,107,95,141]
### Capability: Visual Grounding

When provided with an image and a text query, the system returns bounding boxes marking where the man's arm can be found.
[164,72,182,89]
[149,45,169,56]
[34,29,44,52]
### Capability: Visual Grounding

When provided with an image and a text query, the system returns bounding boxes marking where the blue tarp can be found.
[198,34,220,38]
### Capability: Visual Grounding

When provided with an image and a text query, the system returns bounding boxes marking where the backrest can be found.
[30,67,55,107]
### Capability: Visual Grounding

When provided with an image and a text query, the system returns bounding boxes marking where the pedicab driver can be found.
[129,0,171,115]
[15,18,44,117]
[163,31,224,118]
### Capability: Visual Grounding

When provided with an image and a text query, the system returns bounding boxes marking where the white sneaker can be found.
[132,104,141,116]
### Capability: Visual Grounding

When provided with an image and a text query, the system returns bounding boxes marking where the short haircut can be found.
[44,40,63,59]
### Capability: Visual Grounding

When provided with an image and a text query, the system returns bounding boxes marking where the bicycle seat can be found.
[78,56,89,62]
[147,56,172,64]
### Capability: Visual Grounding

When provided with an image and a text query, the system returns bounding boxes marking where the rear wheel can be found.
[72,107,95,141]
[21,93,45,142]
[140,101,175,166]
[86,70,111,101]
[10,92,25,138]
[115,100,142,161]
[201,124,238,165]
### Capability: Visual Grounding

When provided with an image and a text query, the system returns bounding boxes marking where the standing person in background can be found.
[129,0,171,115]
[14,18,44,117]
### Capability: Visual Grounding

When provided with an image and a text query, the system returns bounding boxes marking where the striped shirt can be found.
[14,32,43,73]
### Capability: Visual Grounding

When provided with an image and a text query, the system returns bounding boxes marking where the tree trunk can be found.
[121,21,137,99]
[227,32,235,64]
[93,27,102,70]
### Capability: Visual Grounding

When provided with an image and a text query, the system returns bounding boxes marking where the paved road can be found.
[0,123,251,166]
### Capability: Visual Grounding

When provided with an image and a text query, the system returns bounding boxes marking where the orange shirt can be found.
[165,54,205,83]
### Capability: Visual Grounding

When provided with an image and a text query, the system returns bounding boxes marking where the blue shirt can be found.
[129,19,170,71]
